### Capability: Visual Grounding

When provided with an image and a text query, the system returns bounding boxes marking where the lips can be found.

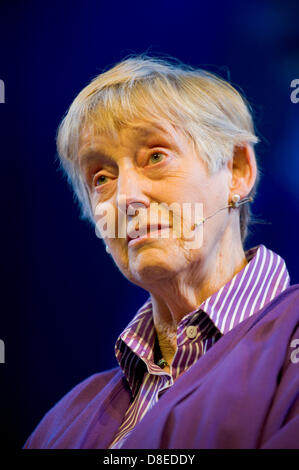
[127,224,170,243]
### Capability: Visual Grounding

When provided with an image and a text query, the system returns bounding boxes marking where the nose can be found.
[116,167,150,215]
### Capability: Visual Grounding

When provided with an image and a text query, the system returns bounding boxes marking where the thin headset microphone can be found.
[194,196,253,227]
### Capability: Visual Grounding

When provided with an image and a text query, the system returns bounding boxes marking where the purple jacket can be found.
[24,285,299,449]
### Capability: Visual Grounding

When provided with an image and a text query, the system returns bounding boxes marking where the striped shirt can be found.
[109,244,290,448]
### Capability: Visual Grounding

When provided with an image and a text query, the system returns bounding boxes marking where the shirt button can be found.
[186,325,197,339]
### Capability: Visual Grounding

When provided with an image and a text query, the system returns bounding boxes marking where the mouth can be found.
[127,224,171,246]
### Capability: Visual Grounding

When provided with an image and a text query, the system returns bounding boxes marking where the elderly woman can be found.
[24,56,299,449]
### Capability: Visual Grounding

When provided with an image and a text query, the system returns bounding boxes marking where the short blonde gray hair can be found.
[56,54,260,242]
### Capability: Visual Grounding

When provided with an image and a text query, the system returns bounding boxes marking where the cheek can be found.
[109,239,130,271]
[167,176,208,212]
[212,174,230,206]
[163,165,208,201]
[187,168,229,208]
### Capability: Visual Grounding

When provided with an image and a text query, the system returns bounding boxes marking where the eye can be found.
[93,174,109,187]
[148,152,165,166]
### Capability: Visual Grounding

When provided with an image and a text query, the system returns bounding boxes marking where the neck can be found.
[150,234,248,366]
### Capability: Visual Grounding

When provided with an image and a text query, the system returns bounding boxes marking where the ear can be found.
[227,144,257,200]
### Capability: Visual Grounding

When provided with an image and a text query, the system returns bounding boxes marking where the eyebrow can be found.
[126,122,183,148]
[129,124,178,144]
[78,124,180,168]
[79,151,114,172]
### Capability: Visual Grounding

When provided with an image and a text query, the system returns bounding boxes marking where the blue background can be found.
[0,0,298,450]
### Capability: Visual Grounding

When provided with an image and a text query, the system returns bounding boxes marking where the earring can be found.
[231,194,241,207]
[105,245,111,254]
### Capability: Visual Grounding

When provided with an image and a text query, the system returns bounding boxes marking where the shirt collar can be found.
[202,244,290,334]
[115,244,290,392]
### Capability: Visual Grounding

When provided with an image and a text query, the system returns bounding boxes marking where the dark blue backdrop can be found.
[0,0,298,450]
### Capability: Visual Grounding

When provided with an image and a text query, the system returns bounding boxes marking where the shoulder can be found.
[276,283,299,301]
[250,284,299,331]
[234,284,299,361]
[266,283,299,308]
[23,367,124,448]
[52,367,122,406]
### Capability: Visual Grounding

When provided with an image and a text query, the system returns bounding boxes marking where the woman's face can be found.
[78,120,233,288]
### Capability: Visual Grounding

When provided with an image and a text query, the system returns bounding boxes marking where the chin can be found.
[113,242,187,285]
[133,264,175,285]
[129,253,182,285]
